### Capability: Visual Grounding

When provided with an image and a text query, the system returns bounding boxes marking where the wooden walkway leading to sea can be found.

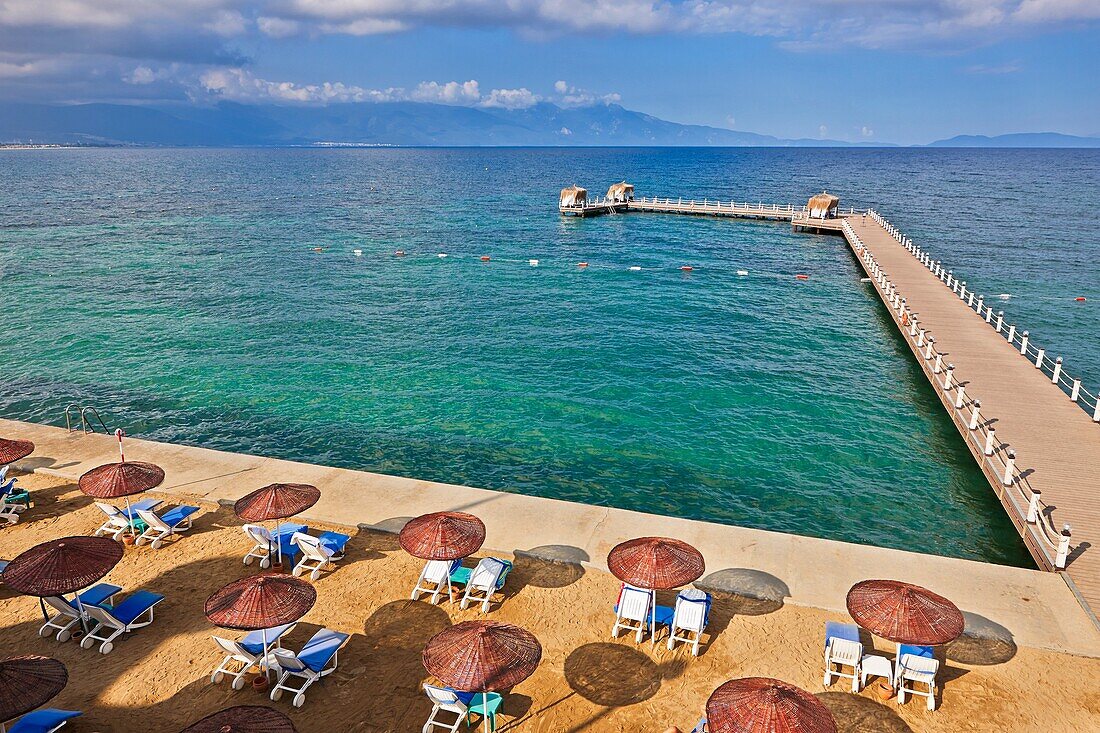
[563,191,1100,626]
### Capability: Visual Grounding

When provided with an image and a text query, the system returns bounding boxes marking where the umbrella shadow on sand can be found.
[815,692,914,733]
[943,612,1017,666]
[506,545,588,596]
[14,480,93,525]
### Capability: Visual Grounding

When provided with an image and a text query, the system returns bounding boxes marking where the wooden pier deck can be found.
[840,213,1100,624]
[560,196,859,222]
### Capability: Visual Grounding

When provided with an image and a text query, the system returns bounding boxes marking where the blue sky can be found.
[1,1,1098,144]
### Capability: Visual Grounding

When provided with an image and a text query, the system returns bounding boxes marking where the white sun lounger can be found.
[896,652,940,710]
[411,559,461,604]
[457,557,512,613]
[665,589,712,656]
[78,590,164,654]
[134,505,200,549]
[823,624,864,692]
[289,531,350,580]
[269,628,350,707]
[242,523,306,568]
[92,499,162,540]
[611,584,653,644]
[38,584,122,642]
[210,622,296,690]
[421,685,502,733]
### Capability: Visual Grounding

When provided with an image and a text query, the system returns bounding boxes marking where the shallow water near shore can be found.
[2,147,1097,567]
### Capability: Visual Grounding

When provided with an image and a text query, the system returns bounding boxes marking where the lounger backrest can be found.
[901,654,939,676]
[619,585,651,621]
[95,502,122,518]
[424,684,466,713]
[674,595,709,632]
[469,558,506,590]
[44,596,78,617]
[827,638,863,665]
[213,636,251,659]
[423,559,453,583]
[84,604,123,630]
[292,532,331,560]
[136,509,169,532]
[243,524,272,544]
[271,649,308,673]
[0,465,8,483]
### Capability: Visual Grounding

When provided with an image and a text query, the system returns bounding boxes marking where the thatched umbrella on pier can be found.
[846,580,964,646]
[607,536,705,647]
[79,430,165,538]
[808,191,839,219]
[559,185,587,207]
[180,705,298,733]
[205,573,316,683]
[3,536,123,635]
[705,677,837,733]
[234,483,321,568]
[606,182,634,202]
[422,620,542,733]
[0,655,68,726]
[0,438,34,466]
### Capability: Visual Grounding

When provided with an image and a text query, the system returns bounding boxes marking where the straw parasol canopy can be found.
[2,536,123,597]
[706,677,837,733]
[423,620,542,692]
[179,705,298,733]
[807,191,840,219]
[400,511,486,561]
[559,185,587,207]
[606,181,635,202]
[0,438,34,465]
[607,537,705,590]
[0,656,68,723]
[205,573,316,631]
[234,484,321,523]
[846,579,964,646]
[79,462,165,498]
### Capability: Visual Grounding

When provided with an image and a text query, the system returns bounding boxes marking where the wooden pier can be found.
[565,186,1100,626]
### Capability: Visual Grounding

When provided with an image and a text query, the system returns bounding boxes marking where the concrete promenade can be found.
[840,214,1100,624]
[4,416,1099,658]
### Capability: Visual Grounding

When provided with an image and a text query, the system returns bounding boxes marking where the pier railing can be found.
[842,219,1073,571]
[867,210,1100,424]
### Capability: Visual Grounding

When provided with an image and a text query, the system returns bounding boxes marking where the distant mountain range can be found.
[1,101,1097,148]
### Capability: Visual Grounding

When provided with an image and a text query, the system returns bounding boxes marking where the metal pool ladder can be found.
[65,404,109,434]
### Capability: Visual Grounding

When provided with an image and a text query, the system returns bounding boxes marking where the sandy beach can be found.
[2,471,1099,732]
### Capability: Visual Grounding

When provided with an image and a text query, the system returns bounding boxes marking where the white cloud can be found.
[409,80,481,104]
[204,9,248,37]
[552,80,620,107]
[257,16,302,38]
[818,124,827,138]
[966,61,1022,75]
[126,65,157,84]
[725,115,736,128]
[481,87,540,109]
[860,125,873,138]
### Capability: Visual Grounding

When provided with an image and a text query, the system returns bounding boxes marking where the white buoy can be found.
[353,249,362,256]
[629,266,642,271]
[529,259,539,266]
[998,293,1012,300]
[437,253,448,258]
[736,270,749,276]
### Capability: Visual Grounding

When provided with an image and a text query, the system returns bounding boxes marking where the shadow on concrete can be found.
[696,568,790,616]
[15,458,81,472]
[944,611,1017,665]
[815,692,914,733]
[512,545,588,589]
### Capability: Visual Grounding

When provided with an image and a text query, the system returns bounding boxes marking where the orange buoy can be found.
[312,247,323,252]
[578,262,589,268]
[395,250,405,256]
[480,256,491,262]
[796,274,809,280]
[1076,297,1087,302]
[680,266,693,272]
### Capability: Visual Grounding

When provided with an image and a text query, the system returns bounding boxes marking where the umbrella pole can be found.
[263,627,271,680]
[651,590,657,649]
[275,520,282,568]
[74,593,90,636]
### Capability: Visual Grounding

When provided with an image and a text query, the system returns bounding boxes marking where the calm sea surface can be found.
[3,147,1098,566]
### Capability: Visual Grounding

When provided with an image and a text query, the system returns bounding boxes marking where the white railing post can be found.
[917,329,926,347]
[909,317,918,337]
[1070,379,1081,402]
[1093,394,1100,423]
[1007,324,1016,343]
[995,311,1004,332]
[1020,330,1029,355]
[1026,488,1041,524]
[969,400,981,430]
[968,291,975,307]
[985,306,994,323]
[984,427,997,456]
[1056,525,1071,570]
[976,295,984,313]
[1035,348,1045,368]
[925,338,935,360]
[1051,357,1062,384]
[943,363,954,389]
[959,282,967,299]
[954,385,967,409]
[946,271,954,288]
[1002,450,1015,485]
[933,353,944,374]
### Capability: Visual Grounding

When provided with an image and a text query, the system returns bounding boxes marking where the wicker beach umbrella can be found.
[205,574,316,679]
[2,536,123,635]
[0,438,34,466]
[399,511,486,561]
[179,705,297,733]
[79,430,165,539]
[706,677,837,733]
[0,656,68,724]
[607,537,705,647]
[846,580,964,646]
[234,483,321,566]
[423,621,541,733]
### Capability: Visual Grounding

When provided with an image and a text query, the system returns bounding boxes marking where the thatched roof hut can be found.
[808,191,840,219]
[560,185,587,207]
[606,182,635,202]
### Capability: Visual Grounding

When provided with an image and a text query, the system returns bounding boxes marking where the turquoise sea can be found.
[2,147,1098,567]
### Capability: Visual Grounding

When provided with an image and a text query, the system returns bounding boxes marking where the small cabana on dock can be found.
[560,185,587,208]
[808,191,840,219]
[606,182,635,203]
